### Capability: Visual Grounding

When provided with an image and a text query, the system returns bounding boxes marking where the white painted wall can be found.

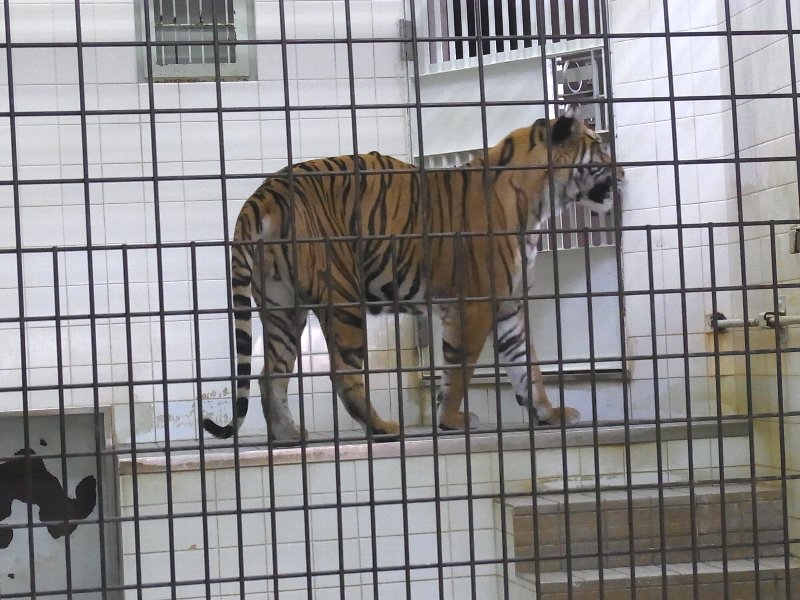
[611,0,800,554]
[1,0,795,464]
[611,0,796,418]
[3,0,799,596]
[0,0,414,444]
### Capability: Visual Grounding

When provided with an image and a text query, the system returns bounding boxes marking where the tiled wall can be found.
[611,0,799,423]
[611,0,734,422]
[118,431,754,600]
[726,0,800,560]
[120,448,505,600]
[2,2,796,451]
[0,0,417,442]
[612,0,800,556]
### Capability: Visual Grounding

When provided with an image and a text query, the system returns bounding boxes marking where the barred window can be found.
[422,0,602,67]
[139,0,254,81]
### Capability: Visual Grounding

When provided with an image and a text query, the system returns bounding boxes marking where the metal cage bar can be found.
[0,0,798,599]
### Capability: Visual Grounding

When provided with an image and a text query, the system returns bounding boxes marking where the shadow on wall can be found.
[0,449,96,549]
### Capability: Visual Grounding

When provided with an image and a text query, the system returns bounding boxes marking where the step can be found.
[518,557,800,600]
[504,482,786,574]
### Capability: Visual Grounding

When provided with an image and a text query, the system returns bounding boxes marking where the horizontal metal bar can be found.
[1,27,800,53]
[712,316,760,330]
[710,312,800,331]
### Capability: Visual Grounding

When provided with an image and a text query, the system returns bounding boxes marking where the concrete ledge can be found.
[117,419,750,475]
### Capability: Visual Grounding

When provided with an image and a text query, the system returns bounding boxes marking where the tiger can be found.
[203,107,622,441]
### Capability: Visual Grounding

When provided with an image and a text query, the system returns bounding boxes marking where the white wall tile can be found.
[181,121,222,163]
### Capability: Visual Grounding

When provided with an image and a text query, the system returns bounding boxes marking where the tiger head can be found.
[525,106,623,216]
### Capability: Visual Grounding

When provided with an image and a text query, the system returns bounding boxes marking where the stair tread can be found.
[520,556,800,586]
[505,482,782,513]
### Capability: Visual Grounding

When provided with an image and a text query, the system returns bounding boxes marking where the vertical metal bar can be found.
[527,2,556,595]
[782,17,800,590]
[259,240,282,600]
[465,0,476,59]
[563,0,575,37]
[533,1,579,597]
[583,226,605,597]
[321,236,347,599]
[427,0,439,65]
[2,0,37,595]
[71,2,110,597]
[154,0,164,66]
[403,3,448,596]
[485,0,497,55]
[445,0,457,62]
[522,0,532,49]
[658,3,699,596]
[52,248,74,600]
[470,3,510,598]
[171,0,179,66]
[719,1,762,595]
[185,0,191,64]
[340,4,383,598]
[452,0,463,60]
[389,236,414,599]
[592,0,601,35]
[595,0,631,595]
[206,0,247,596]
[646,226,669,600]
[189,242,213,599]
[707,226,731,597]
[768,223,792,599]
[139,1,178,597]
[269,0,300,596]
[784,0,800,217]
[121,246,145,600]
[579,0,591,36]
[451,230,478,600]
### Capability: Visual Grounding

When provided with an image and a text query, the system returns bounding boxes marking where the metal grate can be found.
[153,0,237,66]
[419,0,602,72]
[1,0,799,599]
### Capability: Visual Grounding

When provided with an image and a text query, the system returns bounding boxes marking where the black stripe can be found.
[235,329,252,356]
[332,306,363,330]
[498,137,515,166]
[232,293,251,307]
[339,346,365,368]
[442,340,465,363]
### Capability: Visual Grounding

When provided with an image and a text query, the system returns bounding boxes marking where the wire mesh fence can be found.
[0,0,799,598]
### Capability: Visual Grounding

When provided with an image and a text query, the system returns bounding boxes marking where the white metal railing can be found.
[417,0,603,75]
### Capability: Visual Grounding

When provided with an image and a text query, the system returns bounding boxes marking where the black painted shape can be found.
[0,449,97,549]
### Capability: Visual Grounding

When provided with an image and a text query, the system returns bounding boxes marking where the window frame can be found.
[136,0,255,83]
[550,45,609,133]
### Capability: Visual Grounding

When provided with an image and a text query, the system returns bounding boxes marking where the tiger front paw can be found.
[542,406,581,426]
[372,419,401,438]
[437,410,479,431]
[269,422,307,444]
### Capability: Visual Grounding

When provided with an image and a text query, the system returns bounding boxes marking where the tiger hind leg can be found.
[435,302,493,431]
[496,302,580,425]
[254,278,308,443]
[316,298,400,438]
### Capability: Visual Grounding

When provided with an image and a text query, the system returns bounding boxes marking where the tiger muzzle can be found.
[588,177,612,205]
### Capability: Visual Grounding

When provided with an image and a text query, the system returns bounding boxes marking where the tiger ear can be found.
[551,106,579,145]
[531,118,550,146]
